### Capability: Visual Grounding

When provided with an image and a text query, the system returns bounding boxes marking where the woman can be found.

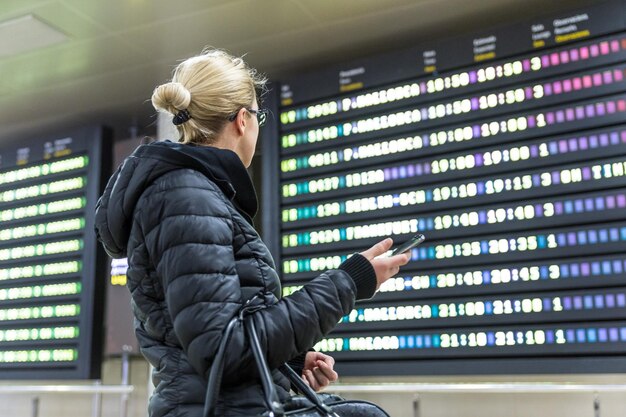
[95,49,410,417]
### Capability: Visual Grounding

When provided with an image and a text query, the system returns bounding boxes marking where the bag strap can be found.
[202,310,286,417]
[246,318,339,417]
[278,364,339,417]
[203,309,338,417]
[244,316,338,417]
[245,316,285,416]
[203,316,239,417]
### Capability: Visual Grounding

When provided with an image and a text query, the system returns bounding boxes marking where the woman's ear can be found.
[234,108,248,136]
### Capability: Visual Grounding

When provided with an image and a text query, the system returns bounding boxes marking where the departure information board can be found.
[0,127,111,379]
[271,1,626,375]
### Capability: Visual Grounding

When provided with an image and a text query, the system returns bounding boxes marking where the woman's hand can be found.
[361,238,411,289]
[302,352,338,391]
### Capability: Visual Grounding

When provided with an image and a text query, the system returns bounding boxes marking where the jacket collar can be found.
[138,141,258,224]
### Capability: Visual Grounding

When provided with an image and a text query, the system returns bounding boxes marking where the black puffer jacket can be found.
[95,141,377,417]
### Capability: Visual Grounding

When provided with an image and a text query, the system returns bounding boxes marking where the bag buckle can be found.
[239,294,266,319]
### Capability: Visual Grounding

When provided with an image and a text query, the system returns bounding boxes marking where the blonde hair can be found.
[151,49,267,144]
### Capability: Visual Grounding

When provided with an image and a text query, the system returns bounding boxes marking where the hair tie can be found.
[172,109,191,125]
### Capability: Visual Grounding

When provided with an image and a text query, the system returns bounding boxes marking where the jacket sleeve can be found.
[139,172,375,385]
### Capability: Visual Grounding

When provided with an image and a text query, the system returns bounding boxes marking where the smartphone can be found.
[390,233,426,255]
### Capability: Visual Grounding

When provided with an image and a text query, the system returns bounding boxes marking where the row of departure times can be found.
[280,34,626,134]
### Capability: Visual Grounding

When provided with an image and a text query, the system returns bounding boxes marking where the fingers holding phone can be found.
[391,233,425,255]
[385,234,424,282]
[360,235,424,289]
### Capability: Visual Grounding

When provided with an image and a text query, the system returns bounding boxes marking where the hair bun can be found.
[151,82,192,114]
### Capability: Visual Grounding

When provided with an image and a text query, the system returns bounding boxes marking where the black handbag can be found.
[203,312,390,417]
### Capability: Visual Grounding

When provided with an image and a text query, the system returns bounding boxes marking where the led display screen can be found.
[0,127,111,379]
[268,1,626,375]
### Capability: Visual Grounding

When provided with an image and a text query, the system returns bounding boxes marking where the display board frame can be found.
[262,0,626,376]
[0,126,112,379]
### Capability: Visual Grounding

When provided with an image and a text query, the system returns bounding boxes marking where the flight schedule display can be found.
[0,127,111,379]
[273,1,626,375]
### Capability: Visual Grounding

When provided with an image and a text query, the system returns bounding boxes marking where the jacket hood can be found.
[95,140,256,258]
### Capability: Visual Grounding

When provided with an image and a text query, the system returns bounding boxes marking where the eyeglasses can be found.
[228,108,268,127]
